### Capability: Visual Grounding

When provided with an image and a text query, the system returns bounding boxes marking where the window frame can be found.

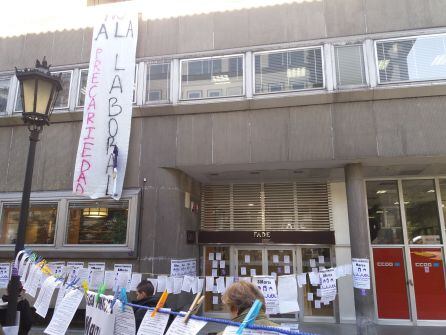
[252,45,326,96]
[0,189,139,254]
[334,43,368,89]
[179,54,246,101]
[144,60,172,105]
[51,70,73,110]
[374,33,446,85]
[76,68,89,108]
[0,75,12,115]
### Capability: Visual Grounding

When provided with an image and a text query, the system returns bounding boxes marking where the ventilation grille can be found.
[201,182,332,231]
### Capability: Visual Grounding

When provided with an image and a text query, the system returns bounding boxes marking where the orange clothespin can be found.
[183,292,204,324]
[151,290,168,317]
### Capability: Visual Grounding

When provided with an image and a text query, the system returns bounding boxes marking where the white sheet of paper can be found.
[104,271,114,289]
[238,277,252,283]
[310,259,316,268]
[216,253,222,261]
[55,285,66,309]
[66,262,84,282]
[174,277,183,294]
[219,261,225,269]
[87,262,105,290]
[297,273,307,287]
[181,275,194,293]
[318,256,325,264]
[271,272,277,280]
[315,300,321,309]
[225,277,234,290]
[316,289,321,297]
[130,273,142,291]
[198,278,204,293]
[191,277,199,294]
[148,279,158,294]
[240,267,247,276]
[273,255,279,263]
[213,296,219,305]
[27,266,41,298]
[250,268,256,276]
[344,264,353,275]
[3,326,19,335]
[312,267,318,274]
[309,272,320,286]
[211,269,218,277]
[212,260,218,269]
[278,275,299,313]
[165,316,207,335]
[244,255,251,263]
[216,277,225,293]
[284,255,290,264]
[137,309,170,335]
[212,285,218,294]
[35,276,59,318]
[208,253,214,261]
[114,264,132,291]
[284,265,291,274]
[0,263,10,289]
[307,292,314,301]
[205,276,214,292]
[44,289,84,335]
[114,302,136,335]
[166,277,174,293]
[157,275,167,292]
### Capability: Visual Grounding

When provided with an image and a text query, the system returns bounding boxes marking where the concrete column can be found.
[344,163,376,335]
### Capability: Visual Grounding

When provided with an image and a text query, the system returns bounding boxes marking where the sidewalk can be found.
[29,323,446,334]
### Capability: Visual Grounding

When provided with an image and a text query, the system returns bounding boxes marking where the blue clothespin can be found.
[111,286,120,310]
[66,276,80,290]
[236,299,262,335]
[119,287,127,312]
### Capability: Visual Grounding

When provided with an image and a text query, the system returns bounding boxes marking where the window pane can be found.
[0,77,10,114]
[438,179,446,238]
[377,35,446,83]
[67,201,128,244]
[0,203,57,244]
[146,62,170,103]
[255,48,324,94]
[335,45,366,87]
[366,181,403,244]
[181,56,244,100]
[402,179,442,244]
[53,71,72,108]
[15,83,22,112]
[77,69,88,107]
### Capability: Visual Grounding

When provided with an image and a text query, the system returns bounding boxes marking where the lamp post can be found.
[5,58,62,326]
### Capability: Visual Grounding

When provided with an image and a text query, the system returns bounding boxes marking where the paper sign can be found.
[212,261,218,269]
[104,271,115,289]
[307,292,313,301]
[240,267,247,276]
[216,253,222,261]
[213,296,219,305]
[88,262,105,290]
[252,276,279,315]
[225,277,234,290]
[35,276,59,318]
[315,300,321,309]
[219,261,226,269]
[320,268,337,301]
[245,255,251,263]
[352,258,370,289]
[84,292,115,335]
[137,309,170,335]
[165,316,207,335]
[211,269,218,277]
[310,259,316,268]
[273,255,279,263]
[66,262,85,282]
[309,272,320,286]
[216,277,225,293]
[44,289,84,335]
[114,264,132,291]
[166,277,174,293]
[157,276,167,292]
[318,256,325,264]
[181,275,194,293]
[130,273,142,291]
[0,263,10,288]
[170,259,196,277]
[205,277,214,292]
[47,262,65,278]
[208,253,214,261]
[114,301,136,335]
[278,275,299,313]
[284,266,291,274]
[191,277,199,294]
[198,278,204,293]
[238,277,252,283]
[174,277,183,294]
[316,289,321,297]
[284,255,290,264]
[250,269,256,276]
[55,285,67,309]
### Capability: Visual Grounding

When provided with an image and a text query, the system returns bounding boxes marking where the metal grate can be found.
[201,182,332,231]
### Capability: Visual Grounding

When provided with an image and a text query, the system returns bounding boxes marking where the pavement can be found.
[28,323,446,334]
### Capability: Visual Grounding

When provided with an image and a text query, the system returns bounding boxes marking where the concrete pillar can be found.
[344,163,376,335]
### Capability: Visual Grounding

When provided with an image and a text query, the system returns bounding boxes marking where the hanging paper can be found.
[319,268,337,301]
[165,316,207,335]
[352,258,370,289]
[0,263,10,288]
[83,292,115,335]
[113,300,136,335]
[252,276,280,315]
[278,275,299,313]
[170,259,197,277]
[88,262,105,290]
[113,264,132,291]
[130,273,142,291]
[137,309,170,335]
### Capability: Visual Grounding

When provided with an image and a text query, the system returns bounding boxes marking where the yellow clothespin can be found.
[41,265,53,276]
[183,292,204,324]
[151,290,169,317]
[81,280,89,296]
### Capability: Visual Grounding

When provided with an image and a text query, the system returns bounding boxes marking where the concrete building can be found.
[0,0,446,328]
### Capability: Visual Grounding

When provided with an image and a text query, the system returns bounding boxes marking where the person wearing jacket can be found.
[2,282,33,335]
[218,281,279,335]
[131,280,158,331]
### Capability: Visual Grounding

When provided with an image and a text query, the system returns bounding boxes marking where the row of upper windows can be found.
[1,33,446,114]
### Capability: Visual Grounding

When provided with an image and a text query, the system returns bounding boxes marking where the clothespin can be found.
[66,276,79,290]
[119,287,128,312]
[95,283,106,304]
[236,299,262,335]
[183,292,205,324]
[41,265,53,276]
[111,286,120,310]
[81,280,89,296]
[150,290,169,317]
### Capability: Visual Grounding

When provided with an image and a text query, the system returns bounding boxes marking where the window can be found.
[146,61,170,103]
[0,77,10,114]
[335,45,366,87]
[366,181,403,244]
[376,34,446,84]
[0,203,57,244]
[254,47,324,94]
[402,179,442,244]
[77,69,88,107]
[66,200,129,245]
[180,55,244,100]
[53,71,72,109]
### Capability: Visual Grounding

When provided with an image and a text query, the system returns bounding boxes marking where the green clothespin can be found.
[96,283,106,305]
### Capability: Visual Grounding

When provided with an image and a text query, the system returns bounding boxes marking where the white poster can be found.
[85,291,116,335]
[137,310,170,335]
[0,263,10,288]
[113,264,132,291]
[165,316,207,335]
[170,259,197,277]
[66,262,85,282]
[319,268,337,301]
[352,258,370,289]
[88,262,105,290]
[277,275,299,313]
[73,13,138,200]
[113,301,136,335]
[47,262,65,277]
[252,276,279,315]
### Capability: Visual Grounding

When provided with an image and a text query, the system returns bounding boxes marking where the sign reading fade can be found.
[73,14,138,200]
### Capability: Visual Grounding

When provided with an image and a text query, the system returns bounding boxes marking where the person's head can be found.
[222,281,265,318]
[136,280,154,301]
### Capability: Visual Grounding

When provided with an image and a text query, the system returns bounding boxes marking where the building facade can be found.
[0,0,446,326]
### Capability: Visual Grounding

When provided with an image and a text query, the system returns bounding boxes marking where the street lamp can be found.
[5,58,62,326]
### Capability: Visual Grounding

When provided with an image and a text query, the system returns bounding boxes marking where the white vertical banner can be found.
[73,13,138,200]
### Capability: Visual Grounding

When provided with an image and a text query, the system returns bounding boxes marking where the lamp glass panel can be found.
[35,79,53,115]
[22,78,36,113]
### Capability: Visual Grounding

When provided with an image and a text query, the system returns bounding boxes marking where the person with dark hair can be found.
[132,279,158,331]
[218,281,278,335]
[2,282,33,335]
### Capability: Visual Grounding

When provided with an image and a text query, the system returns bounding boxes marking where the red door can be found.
[410,248,446,320]
[373,248,410,319]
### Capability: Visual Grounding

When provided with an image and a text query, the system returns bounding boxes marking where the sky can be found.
[0,0,309,37]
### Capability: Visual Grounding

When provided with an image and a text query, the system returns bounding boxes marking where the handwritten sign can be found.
[352,258,370,289]
[85,291,115,335]
[114,264,132,291]
[319,268,337,301]
[252,276,279,315]
[0,263,10,288]
[73,13,138,200]
[170,259,196,277]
